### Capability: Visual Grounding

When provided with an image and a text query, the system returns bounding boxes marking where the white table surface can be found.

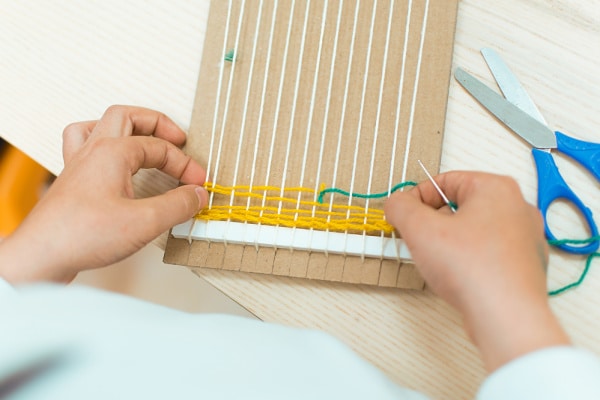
[2,1,600,398]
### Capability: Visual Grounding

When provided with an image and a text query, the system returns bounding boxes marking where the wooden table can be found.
[2,1,599,398]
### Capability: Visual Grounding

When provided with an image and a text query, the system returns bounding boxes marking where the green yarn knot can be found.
[224,49,235,62]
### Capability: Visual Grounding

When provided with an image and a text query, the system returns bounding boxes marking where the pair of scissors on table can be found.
[454,48,600,255]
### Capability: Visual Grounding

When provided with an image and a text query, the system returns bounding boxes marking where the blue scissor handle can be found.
[532,148,599,254]
[555,131,600,181]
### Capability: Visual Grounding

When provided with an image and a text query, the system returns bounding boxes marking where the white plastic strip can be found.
[172,220,412,261]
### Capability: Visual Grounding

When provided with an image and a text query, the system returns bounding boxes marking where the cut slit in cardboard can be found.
[164,0,459,289]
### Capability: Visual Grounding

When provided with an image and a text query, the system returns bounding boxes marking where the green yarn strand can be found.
[548,236,600,247]
[317,181,417,204]
[548,252,600,296]
[547,236,600,296]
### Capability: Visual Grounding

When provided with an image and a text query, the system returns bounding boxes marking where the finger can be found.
[384,190,448,242]
[402,180,451,211]
[123,136,206,185]
[91,105,187,147]
[62,120,98,163]
[136,185,208,240]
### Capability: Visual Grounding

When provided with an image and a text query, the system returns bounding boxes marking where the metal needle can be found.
[417,160,457,213]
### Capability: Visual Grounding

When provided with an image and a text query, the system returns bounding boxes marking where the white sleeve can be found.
[0,284,430,400]
[477,346,600,400]
[0,277,15,297]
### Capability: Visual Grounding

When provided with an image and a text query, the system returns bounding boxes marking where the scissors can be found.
[454,48,600,254]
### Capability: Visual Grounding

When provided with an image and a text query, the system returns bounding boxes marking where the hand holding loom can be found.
[385,171,569,372]
[0,106,208,284]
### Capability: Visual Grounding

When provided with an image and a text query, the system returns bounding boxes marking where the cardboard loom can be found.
[164,0,459,289]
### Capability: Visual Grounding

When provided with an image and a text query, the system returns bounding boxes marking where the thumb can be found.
[384,191,443,247]
[138,185,208,239]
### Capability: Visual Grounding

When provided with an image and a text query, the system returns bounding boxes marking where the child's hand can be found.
[385,172,569,371]
[0,106,208,283]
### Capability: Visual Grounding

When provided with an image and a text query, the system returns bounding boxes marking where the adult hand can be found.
[385,171,569,371]
[0,106,207,284]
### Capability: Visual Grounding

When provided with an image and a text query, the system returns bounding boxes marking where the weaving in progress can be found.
[164,0,459,288]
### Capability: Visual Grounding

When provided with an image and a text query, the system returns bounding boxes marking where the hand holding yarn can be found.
[384,171,569,372]
[0,106,208,284]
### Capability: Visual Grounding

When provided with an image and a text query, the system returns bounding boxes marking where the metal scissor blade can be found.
[480,48,547,125]
[454,67,557,149]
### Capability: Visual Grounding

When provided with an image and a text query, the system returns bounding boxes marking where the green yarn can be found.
[447,200,458,212]
[547,236,600,296]
[317,181,417,204]
[548,252,599,296]
[317,181,459,211]
[224,49,235,62]
[547,236,600,247]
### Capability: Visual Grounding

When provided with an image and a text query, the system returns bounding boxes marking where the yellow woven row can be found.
[195,183,393,234]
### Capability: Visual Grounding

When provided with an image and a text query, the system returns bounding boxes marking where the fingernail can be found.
[195,186,208,210]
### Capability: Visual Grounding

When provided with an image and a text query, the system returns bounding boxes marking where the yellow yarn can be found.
[195,183,393,234]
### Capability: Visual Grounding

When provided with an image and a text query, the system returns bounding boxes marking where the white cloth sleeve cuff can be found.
[477,346,600,400]
[0,277,16,297]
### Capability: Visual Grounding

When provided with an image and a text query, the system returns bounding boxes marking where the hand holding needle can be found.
[417,160,457,213]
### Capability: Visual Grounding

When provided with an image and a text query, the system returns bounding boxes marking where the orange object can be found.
[0,143,50,237]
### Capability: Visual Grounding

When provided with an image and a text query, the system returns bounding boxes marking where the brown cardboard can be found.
[164,0,459,289]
